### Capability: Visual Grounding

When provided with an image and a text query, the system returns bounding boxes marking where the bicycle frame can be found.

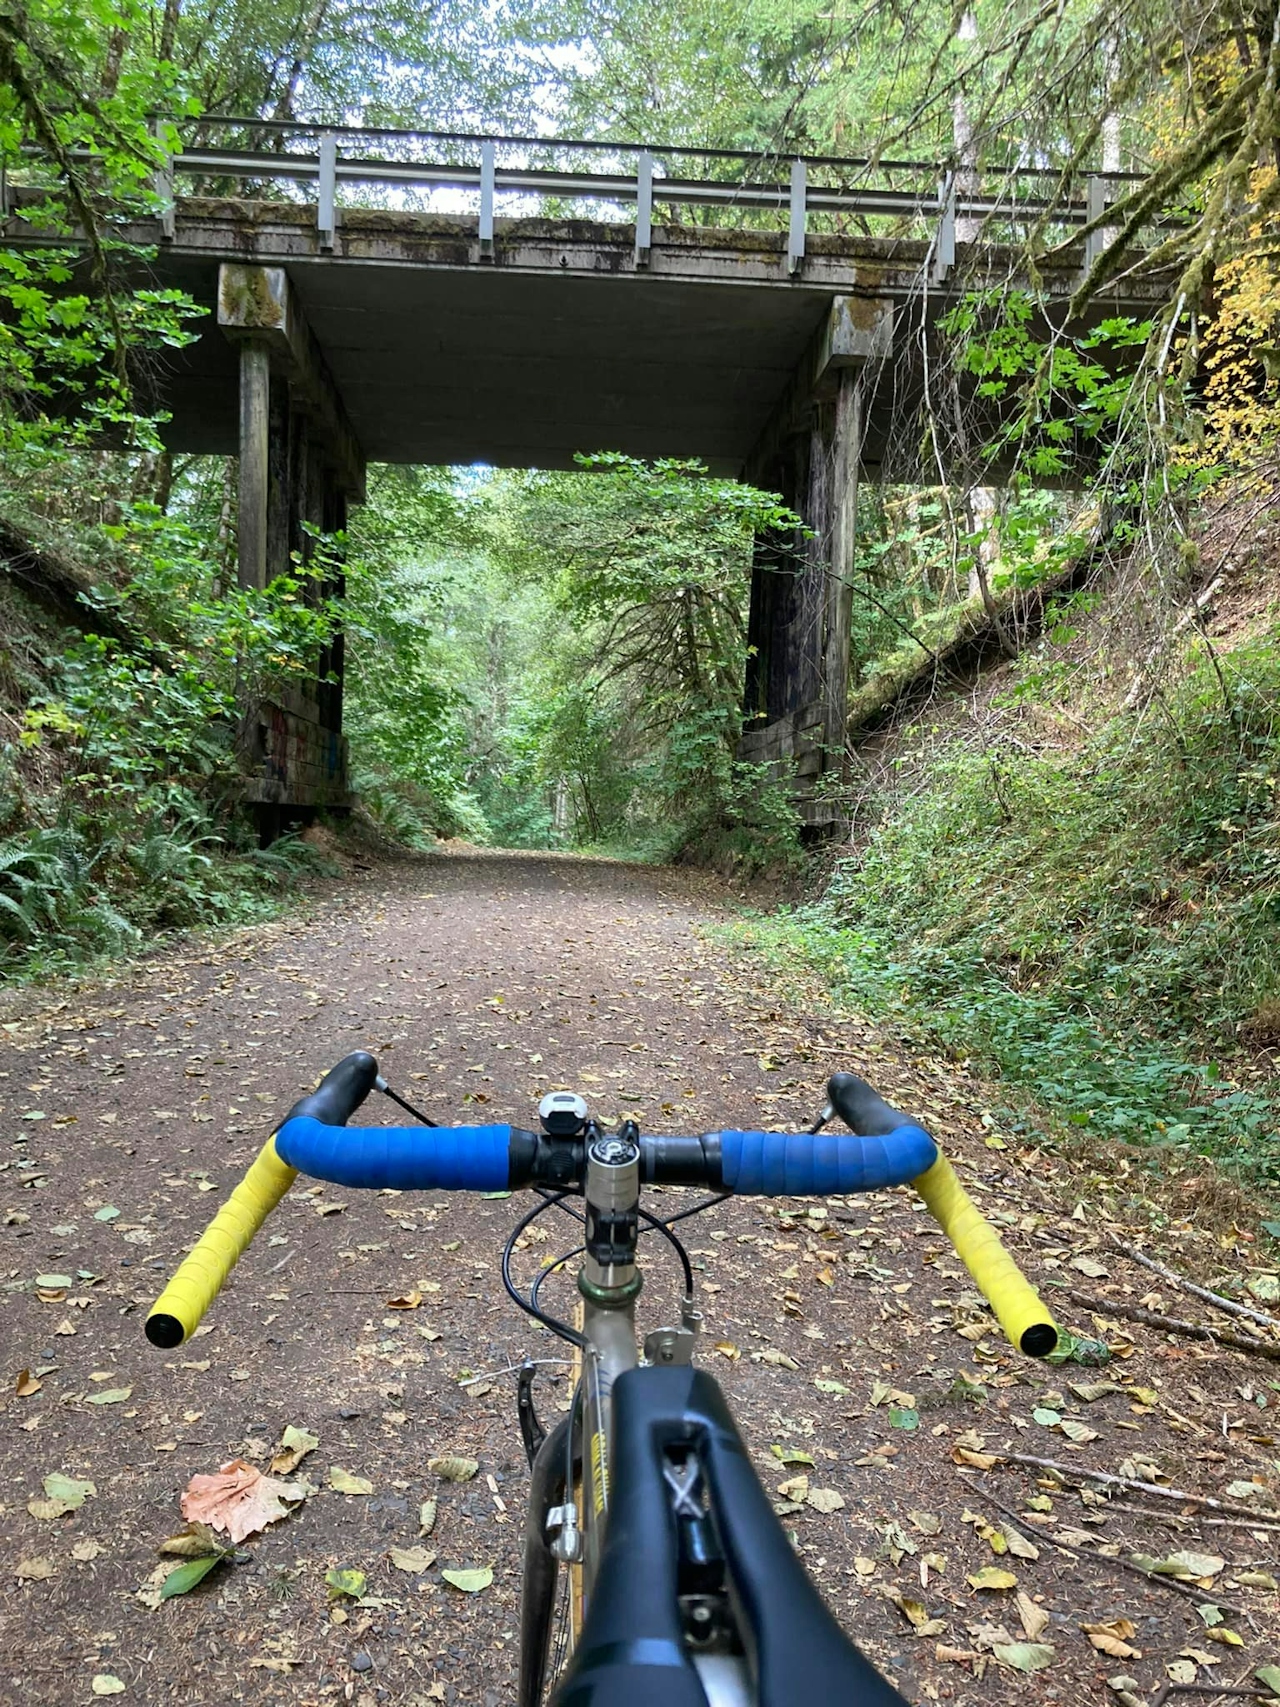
[516,1127,752,1706]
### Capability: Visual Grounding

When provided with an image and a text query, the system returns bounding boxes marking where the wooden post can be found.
[237,339,270,590]
[822,367,860,755]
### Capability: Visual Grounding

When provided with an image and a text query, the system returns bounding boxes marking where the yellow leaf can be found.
[967,1567,1017,1591]
[328,1467,373,1496]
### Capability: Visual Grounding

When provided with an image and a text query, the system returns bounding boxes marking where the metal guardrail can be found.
[17,118,1145,286]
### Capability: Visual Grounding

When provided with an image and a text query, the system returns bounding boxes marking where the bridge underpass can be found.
[8,126,1168,831]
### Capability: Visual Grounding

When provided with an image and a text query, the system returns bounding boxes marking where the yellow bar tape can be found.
[145,1136,297,1349]
[913,1152,1058,1357]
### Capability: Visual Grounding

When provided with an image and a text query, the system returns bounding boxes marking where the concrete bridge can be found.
[6,124,1168,830]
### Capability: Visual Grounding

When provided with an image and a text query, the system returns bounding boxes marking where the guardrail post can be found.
[787,158,807,276]
[317,134,337,250]
[1083,174,1107,275]
[479,139,496,260]
[929,173,956,288]
[153,120,175,242]
[635,150,653,268]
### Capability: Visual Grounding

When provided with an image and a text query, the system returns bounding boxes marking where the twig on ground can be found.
[1107,1234,1280,1334]
[1061,1285,1280,1361]
[1100,1500,1280,1536]
[1150,1687,1273,1707]
[995,1451,1280,1523]
[958,1476,1250,1618]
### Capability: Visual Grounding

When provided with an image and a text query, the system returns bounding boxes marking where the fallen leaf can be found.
[159,1555,225,1599]
[15,1368,41,1397]
[326,1568,366,1601]
[889,1407,919,1431]
[807,1487,846,1514]
[1016,1591,1050,1640]
[28,1472,95,1519]
[1167,1660,1198,1684]
[270,1425,318,1475]
[814,1377,850,1394]
[85,1386,132,1406]
[386,1291,422,1310]
[389,1545,437,1573]
[1083,1619,1141,1659]
[71,1539,103,1562]
[157,1523,220,1559]
[1071,1255,1109,1278]
[328,1467,374,1496]
[441,1566,492,1592]
[429,1455,478,1483]
[967,1567,1017,1591]
[181,1459,307,1543]
[1069,1381,1121,1402]
[1004,1529,1040,1561]
[771,1444,815,1466]
[1059,1419,1101,1444]
[885,1588,933,1629]
[91,1677,126,1696]
[15,1556,56,1583]
[714,1341,740,1361]
[420,1499,438,1536]
[994,1643,1055,1672]
[1204,1628,1244,1647]
[953,1448,999,1470]
[1146,1550,1225,1580]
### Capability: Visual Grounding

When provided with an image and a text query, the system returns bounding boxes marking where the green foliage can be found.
[734,631,1280,1182]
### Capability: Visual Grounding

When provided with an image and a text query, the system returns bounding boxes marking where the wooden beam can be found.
[218,262,366,501]
[237,339,270,589]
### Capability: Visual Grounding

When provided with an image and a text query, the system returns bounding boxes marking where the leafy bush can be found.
[729,631,1280,1183]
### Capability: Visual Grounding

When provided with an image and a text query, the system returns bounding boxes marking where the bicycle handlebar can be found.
[145,1054,1058,1358]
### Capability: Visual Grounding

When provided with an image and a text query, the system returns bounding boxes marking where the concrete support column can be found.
[237,339,270,590]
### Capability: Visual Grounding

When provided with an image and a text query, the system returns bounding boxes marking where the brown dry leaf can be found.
[954,1448,999,1470]
[1016,1592,1050,1641]
[1082,1619,1141,1659]
[429,1455,478,1483]
[270,1425,318,1475]
[389,1545,437,1573]
[180,1458,307,1544]
[15,1368,41,1397]
[714,1341,740,1361]
[71,1539,103,1562]
[15,1556,57,1583]
[807,1487,846,1514]
[386,1291,422,1310]
[157,1522,220,1559]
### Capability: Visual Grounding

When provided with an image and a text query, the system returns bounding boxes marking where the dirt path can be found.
[2,851,1277,1706]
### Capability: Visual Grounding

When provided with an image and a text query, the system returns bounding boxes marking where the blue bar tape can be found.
[274,1116,512,1191]
[718,1124,937,1195]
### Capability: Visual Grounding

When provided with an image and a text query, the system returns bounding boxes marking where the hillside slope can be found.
[752,486,1280,1183]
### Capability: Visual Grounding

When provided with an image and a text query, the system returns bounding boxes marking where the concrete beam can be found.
[218,262,366,501]
[743,295,892,488]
